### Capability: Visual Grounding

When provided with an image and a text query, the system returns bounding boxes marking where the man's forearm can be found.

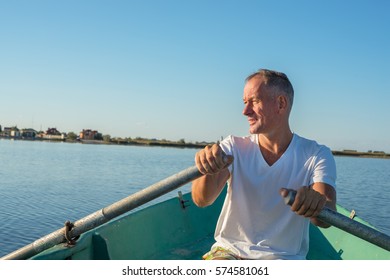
[191,169,229,207]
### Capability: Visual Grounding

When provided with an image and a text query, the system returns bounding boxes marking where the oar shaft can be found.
[1,166,203,260]
[284,190,390,252]
[319,208,390,251]
[102,166,201,220]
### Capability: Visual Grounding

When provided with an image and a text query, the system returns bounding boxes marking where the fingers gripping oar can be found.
[284,190,390,252]
[1,165,208,260]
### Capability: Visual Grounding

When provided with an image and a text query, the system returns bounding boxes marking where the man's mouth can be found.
[248,118,257,125]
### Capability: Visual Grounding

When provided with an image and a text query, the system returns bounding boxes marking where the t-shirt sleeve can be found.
[311,146,337,189]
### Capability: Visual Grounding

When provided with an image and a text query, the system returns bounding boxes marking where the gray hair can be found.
[246,69,294,109]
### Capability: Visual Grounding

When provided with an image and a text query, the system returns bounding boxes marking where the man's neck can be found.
[257,130,293,166]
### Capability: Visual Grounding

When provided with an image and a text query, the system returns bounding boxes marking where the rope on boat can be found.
[64,221,79,246]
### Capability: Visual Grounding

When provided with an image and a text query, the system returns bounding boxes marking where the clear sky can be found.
[1,0,389,152]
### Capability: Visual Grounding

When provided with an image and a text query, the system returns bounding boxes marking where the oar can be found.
[284,190,390,252]
[1,165,204,260]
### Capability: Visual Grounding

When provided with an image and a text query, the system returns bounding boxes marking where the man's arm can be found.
[192,170,230,207]
[191,144,233,208]
[310,182,337,227]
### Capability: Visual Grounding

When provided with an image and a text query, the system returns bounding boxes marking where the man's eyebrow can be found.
[243,96,258,101]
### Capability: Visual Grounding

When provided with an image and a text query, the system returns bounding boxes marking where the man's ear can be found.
[277,95,288,111]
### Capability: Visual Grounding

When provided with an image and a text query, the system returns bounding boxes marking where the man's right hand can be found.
[195,144,234,175]
[192,144,234,207]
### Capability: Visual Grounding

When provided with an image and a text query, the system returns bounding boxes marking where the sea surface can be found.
[0,139,389,257]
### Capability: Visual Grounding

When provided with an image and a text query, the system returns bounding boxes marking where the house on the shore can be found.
[79,129,103,140]
[38,128,66,140]
[0,126,20,138]
[0,126,37,139]
[21,128,37,139]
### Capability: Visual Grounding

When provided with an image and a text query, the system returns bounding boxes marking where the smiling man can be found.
[192,69,337,260]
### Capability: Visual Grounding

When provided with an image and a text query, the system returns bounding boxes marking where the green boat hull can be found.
[31,191,390,260]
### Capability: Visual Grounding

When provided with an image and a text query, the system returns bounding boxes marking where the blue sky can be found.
[1,0,389,152]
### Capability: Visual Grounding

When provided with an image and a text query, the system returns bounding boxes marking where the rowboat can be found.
[2,166,390,260]
[29,192,390,260]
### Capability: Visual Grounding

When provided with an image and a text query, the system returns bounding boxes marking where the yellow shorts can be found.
[202,246,242,260]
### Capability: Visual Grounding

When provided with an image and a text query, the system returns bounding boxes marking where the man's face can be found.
[242,77,279,135]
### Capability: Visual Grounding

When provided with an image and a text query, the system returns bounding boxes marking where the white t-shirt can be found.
[214,133,337,259]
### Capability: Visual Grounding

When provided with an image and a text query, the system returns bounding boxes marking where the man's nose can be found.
[242,103,252,115]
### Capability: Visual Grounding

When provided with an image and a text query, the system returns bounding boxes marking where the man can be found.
[191,69,337,260]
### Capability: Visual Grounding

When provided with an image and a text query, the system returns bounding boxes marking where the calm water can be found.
[0,139,389,257]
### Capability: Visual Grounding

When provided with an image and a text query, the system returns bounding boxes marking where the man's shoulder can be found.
[219,135,258,156]
[222,134,256,146]
[293,134,333,156]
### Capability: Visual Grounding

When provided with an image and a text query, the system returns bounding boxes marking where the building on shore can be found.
[21,128,38,139]
[0,126,37,139]
[38,128,66,140]
[0,126,20,138]
[79,129,103,140]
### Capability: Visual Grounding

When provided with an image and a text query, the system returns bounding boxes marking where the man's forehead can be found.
[243,78,266,98]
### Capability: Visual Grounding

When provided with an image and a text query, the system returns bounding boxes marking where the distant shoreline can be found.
[0,136,211,149]
[1,136,389,158]
[79,138,210,149]
[332,150,390,159]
